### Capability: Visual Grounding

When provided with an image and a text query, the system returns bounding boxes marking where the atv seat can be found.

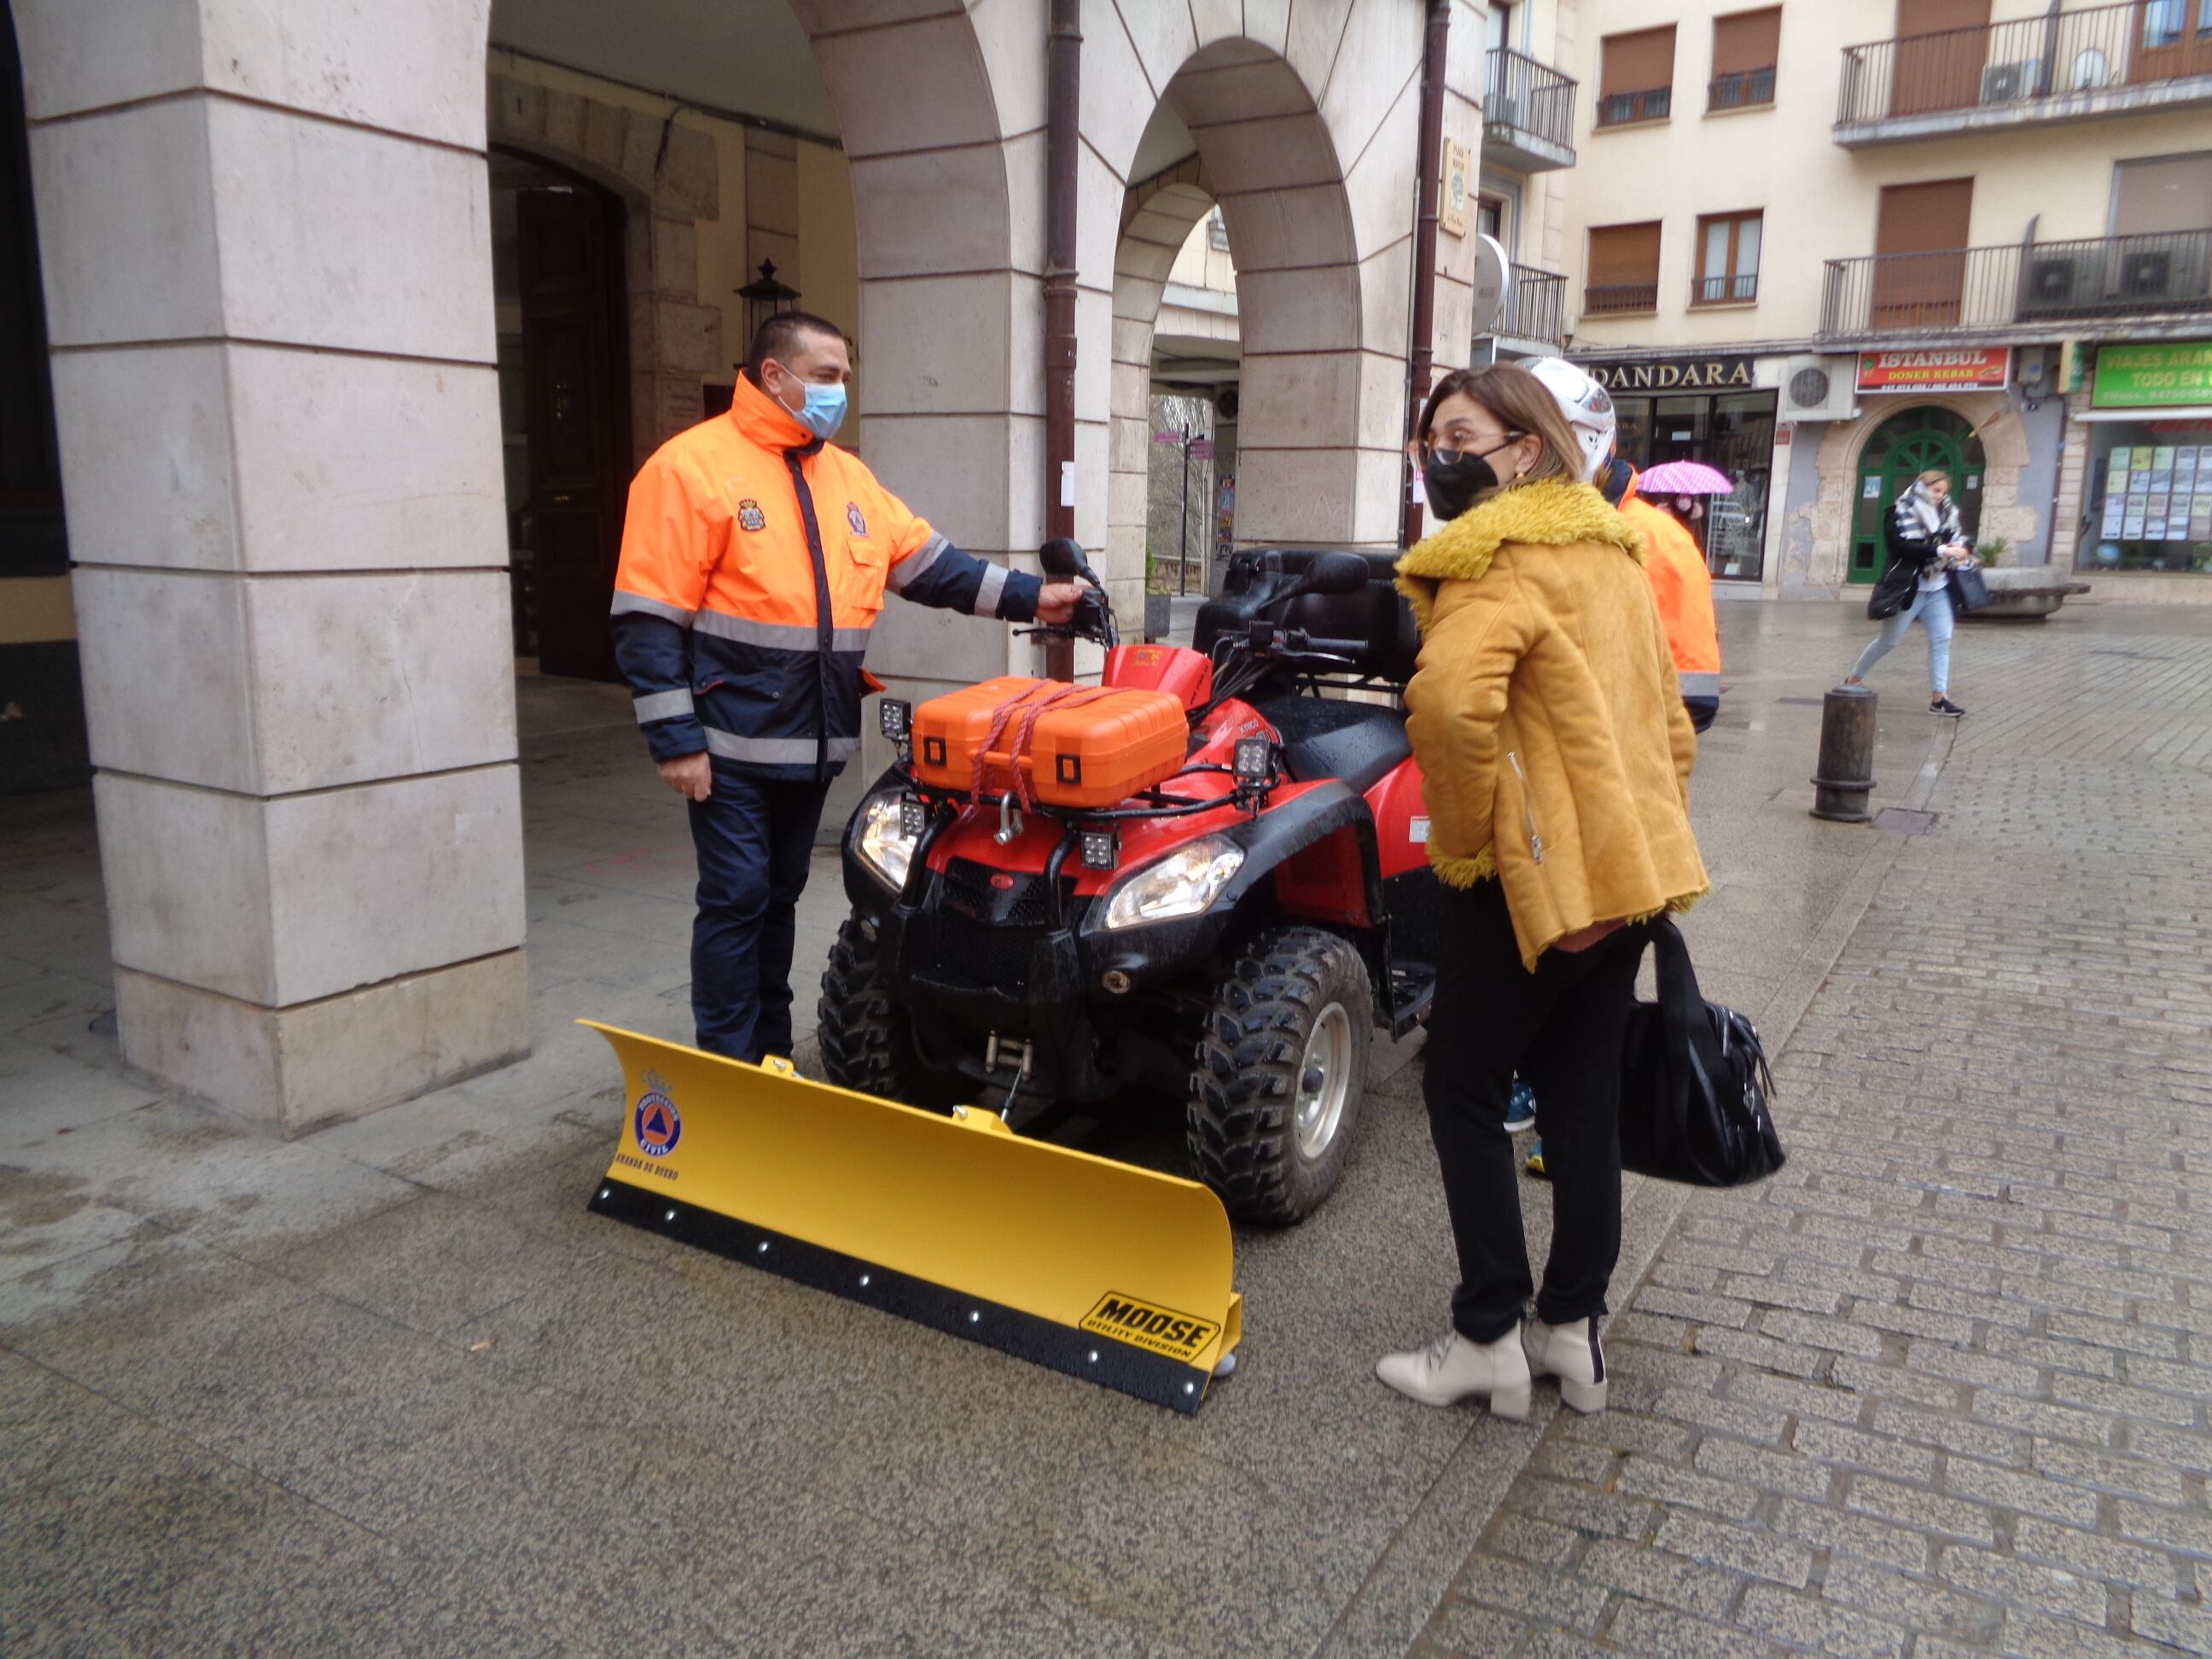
[1257,693,1412,797]
[1195,549,1420,684]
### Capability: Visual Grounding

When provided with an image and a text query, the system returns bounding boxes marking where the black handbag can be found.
[1948,562,1991,614]
[1618,919,1786,1187]
[1866,558,1918,620]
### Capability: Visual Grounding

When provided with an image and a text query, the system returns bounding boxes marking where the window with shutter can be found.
[1709,8,1780,109]
[1694,212,1763,305]
[1586,222,1662,313]
[1597,26,1676,126]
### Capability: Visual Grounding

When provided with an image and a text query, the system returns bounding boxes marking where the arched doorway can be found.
[491,149,632,678]
[1848,405,1986,584]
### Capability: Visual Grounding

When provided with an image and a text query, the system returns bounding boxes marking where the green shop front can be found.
[1580,355,1778,584]
[2075,341,2212,578]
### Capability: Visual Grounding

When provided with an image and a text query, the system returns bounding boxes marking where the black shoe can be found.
[1930,697,1965,718]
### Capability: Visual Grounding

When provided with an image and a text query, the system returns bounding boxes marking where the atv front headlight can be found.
[1102,835,1245,929]
[855,793,918,891]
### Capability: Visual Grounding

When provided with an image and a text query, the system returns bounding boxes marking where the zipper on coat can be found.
[783,447,836,780]
[1507,750,1545,864]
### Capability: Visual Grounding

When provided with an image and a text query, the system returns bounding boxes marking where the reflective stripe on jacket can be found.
[1621,486,1722,702]
[609,376,1041,780]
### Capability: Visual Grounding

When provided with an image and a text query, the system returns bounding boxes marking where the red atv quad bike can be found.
[818,538,1442,1224]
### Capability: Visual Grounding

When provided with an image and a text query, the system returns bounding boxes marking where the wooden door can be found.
[2129,0,2212,85]
[1890,0,1993,116]
[1872,177,1975,329]
[517,187,631,680]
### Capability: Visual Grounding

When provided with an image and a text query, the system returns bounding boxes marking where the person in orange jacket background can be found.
[610,309,1083,1062]
[1612,476,1722,734]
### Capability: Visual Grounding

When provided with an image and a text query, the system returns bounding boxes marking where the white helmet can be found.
[1524,356,1615,483]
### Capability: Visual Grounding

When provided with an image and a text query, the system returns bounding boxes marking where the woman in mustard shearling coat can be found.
[1376,364,1708,1421]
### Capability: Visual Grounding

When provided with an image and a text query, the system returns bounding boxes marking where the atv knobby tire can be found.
[1187,926,1372,1225]
[818,915,931,1105]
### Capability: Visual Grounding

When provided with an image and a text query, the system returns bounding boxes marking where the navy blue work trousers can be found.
[685,771,832,1063]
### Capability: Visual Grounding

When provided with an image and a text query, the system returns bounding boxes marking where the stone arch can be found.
[1084,9,1432,594]
[486,73,724,464]
[1800,392,2034,588]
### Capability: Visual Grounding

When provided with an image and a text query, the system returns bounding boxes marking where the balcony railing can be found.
[1596,84,1671,127]
[1837,0,2212,131]
[1498,265,1565,344]
[1485,46,1577,166]
[1585,281,1659,316]
[1693,272,1759,306]
[1819,229,2212,338]
[1708,67,1776,110]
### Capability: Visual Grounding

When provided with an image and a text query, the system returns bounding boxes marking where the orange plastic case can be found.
[911,675,1188,808]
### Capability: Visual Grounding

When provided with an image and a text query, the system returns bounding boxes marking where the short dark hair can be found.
[745,311,846,382]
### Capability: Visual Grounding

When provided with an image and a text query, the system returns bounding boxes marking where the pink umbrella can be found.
[1637,460,1736,496]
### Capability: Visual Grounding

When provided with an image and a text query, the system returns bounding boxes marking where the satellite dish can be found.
[1470,234,1512,337]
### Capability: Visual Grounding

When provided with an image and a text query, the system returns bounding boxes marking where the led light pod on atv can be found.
[1080,828,1120,871]
[855,792,918,891]
[898,797,927,838]
[1232,736,1272,784]
[878,698,911,741]
[1102,835,1245,929]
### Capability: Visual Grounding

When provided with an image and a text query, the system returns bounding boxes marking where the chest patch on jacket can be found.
[737,499,766,533]
[846,502,869,537]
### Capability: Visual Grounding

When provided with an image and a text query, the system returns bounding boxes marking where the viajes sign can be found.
[1577,355,1755,392]
[1855,347,2011,393]
[2091,341,2212,410]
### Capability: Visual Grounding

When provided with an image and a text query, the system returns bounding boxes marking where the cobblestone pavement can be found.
[1416,604,2212,1658]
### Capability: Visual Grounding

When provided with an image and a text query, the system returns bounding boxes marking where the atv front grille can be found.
[917,859,1088,993]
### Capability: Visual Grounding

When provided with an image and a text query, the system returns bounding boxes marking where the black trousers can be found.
[686,771,833,1063]
[1423,880,1644,1342]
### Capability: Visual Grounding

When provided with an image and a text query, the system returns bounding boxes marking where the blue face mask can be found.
[771,361,847,442]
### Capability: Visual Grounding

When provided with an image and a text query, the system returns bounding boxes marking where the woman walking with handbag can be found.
[1848,469,1976,717]
[1377,364,1709,1419]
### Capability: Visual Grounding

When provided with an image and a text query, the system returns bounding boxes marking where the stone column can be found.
[16,0,527,1134]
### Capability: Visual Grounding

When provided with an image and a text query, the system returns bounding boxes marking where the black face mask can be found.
[1422,451,1494,522]
[1420,433,1523,522]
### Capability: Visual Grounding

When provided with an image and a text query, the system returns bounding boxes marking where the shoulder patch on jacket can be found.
[1394,479,1644,633]
[737,499,766,533]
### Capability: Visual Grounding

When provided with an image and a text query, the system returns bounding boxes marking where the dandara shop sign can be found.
[1577,355,1756,393]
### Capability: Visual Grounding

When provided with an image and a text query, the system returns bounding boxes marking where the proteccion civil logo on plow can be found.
[632,1080,682,1158]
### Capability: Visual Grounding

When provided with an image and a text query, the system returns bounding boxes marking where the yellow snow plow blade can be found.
[579,1022,1243,1413]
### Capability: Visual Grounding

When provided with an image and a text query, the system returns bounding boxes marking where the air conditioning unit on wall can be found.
[1780,355,1859,422]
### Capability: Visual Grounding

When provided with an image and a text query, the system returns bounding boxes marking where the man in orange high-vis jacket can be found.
[611,309,1082,1062]
[1608,466,1723,733]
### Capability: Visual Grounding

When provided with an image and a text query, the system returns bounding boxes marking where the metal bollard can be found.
[1809,684,1877,823]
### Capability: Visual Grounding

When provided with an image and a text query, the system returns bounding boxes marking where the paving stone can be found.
[1735,1583,1906,1659]
[2026,1440,2190,1506]
[1792,1421,1940,1485]
[1932,1545,2107,1627]
[1842,1476,1997,1545]
[2111,1498,2212,1558]
[1615,1457,1761,1522]
[1814,1557,2000,1644]
[1578,1537,1743,1621]
[2010,1516,2180,1594]
[1650,1515,1813,1588]
[1604,1599,1795,1659]
[1691,1435,1836,1503]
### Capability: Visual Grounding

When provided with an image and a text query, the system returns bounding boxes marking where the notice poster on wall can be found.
[2193,498,2212,538]
[2102,497,2126,537]
[2124,512,2147,538]
[2130,466,2152,496]
[2151,446,2176,492]
[2180,449,2200,489]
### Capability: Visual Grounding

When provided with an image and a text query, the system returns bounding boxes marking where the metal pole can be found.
[1400,0,1453,550]
[1179,413,1192,597]
[1043,0,1080,680]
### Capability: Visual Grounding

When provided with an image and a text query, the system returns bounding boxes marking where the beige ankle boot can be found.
[1522,1316,1607,1413]
[1376,1327,1532,1419]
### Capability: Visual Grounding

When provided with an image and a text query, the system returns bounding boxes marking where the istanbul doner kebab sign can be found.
[1856,347,2011,394]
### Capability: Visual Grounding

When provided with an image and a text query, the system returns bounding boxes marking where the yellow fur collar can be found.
[1394,478,1645,632]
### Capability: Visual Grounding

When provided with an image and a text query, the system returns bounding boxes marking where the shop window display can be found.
[1612,389,1775,580]
[2083,427,2212,573]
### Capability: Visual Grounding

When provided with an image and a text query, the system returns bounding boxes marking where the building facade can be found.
[1482,0,2212,597]
[2,0,1487,1129]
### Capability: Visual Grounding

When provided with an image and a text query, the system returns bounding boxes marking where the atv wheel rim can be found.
[1293,1002,1353,1161]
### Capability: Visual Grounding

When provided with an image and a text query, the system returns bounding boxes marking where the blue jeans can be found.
[1853,585,1953,696]
[686,771,833,1062]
